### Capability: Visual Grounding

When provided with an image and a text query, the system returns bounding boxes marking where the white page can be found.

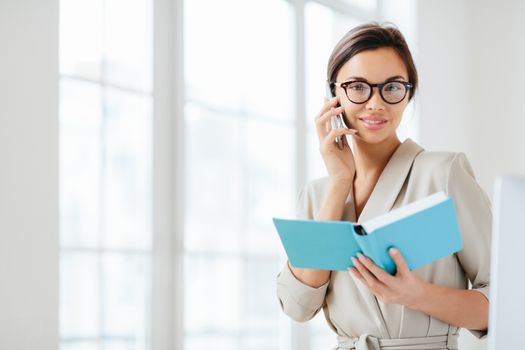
[360,191,447,233]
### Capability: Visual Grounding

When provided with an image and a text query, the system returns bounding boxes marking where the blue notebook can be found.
[273,191,464,274]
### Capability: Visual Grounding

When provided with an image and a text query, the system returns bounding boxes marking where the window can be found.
[59,0,153,349]
[183,0,295,348]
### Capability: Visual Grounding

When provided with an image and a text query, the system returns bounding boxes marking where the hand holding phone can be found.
[315,82,357,183]
[325,81,347,150]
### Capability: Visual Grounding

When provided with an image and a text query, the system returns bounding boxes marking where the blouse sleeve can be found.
[446,152,492,339]
[275,183,329,322]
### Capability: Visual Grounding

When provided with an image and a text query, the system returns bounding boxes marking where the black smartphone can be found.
[325,81,347,150]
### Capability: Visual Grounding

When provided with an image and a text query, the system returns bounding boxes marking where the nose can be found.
[365,86,385,110]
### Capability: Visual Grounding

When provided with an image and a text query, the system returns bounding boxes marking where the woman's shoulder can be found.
[411,149,476,191]
[413,149,473,173]
[413,149,458,167]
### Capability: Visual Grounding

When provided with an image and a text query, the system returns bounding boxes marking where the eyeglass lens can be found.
[346,81,407,104]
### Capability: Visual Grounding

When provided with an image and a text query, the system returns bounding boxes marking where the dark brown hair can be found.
[327,22,418,101]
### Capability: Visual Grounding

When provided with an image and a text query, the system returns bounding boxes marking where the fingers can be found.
[316,96,341,136]
[350,255,387,292]
[322,96,339,111]
[319,128,356,153]
[355,253,394,284]
[389,247,410,275]
[318,97,339,125]
[316,97,358,143]
[315,105,345,141]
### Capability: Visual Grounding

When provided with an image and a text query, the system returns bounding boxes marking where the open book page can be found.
[361,191,447,233]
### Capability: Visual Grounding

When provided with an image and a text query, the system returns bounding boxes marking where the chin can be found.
[354,130,396,145]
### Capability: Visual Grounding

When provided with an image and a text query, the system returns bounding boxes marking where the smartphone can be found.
[325,81,347,150]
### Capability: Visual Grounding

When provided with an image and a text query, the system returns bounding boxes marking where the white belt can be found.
[336,333,459,350]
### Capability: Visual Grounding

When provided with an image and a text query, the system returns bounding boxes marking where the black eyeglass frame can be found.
[332,80,413,105]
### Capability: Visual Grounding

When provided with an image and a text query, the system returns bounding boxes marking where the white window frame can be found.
[151,0,184,349]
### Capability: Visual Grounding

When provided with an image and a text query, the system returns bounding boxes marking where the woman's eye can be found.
[350,84,366,91]
[385,84,401,92]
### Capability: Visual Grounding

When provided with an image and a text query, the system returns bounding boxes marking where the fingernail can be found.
[390,248,398,255]
[351,257,358,265]
[357,253,365,261]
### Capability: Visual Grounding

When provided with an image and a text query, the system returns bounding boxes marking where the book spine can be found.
[352,226,374,261]
[352,225,387,271]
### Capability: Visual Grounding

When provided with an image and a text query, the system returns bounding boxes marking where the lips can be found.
[358,116,388,130]
[358,116,387,124]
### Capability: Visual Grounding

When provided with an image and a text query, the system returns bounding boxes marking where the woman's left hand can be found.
[348,247,428,309]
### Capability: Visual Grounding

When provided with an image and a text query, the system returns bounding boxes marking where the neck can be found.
[351,134,402,183]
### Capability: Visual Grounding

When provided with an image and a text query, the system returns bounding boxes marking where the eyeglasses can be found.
[333,80,413,105]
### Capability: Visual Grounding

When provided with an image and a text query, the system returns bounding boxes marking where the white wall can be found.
[416,1,525,349]
[0,1,59,349]
[416,0,473,157]
[417,0,525,198]
[466,0,525,197]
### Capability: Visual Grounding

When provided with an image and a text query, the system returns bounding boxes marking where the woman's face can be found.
[335,47,410,145]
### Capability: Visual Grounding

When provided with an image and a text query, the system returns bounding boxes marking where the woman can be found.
[276,23,491,350]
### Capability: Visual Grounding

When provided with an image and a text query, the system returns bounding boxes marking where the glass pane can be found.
[184,1,296,349]
[104,0,153,91]
[101,253,150,346]
[60,252,100,338]
[185,335,237,350]
[243,119,294,255]
[184,104,294,255]
[102,340,140,350]
[184,255,285,349]
[184,255,242,334]
[184,104,244,253]
[241,259,282,336]
[103,89,152,250]
[306,129,328,182]
[342,0,377,12]
[59,0,103,80]
[239,335,280,350]
[60,79,102,247]
[61,341,98,350]
[184,0,293,121]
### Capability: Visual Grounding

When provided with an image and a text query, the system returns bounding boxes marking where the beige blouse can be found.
[276,138,491,350]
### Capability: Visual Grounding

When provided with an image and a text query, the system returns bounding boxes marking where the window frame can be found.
[151,0,185,349]
[59,0,155,346]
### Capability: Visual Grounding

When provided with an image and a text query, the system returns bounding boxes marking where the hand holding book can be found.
[349,247,429,309]
[273,191,464,275]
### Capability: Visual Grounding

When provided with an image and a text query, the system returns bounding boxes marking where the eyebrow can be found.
[344,75,406,82]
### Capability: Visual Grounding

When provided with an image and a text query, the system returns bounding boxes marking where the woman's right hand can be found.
[315,96,358,183]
